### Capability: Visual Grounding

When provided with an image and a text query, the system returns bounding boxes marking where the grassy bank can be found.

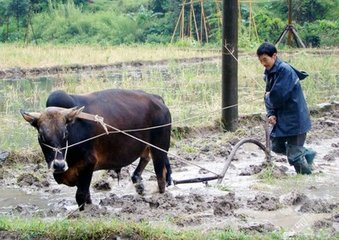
[2,216,327,240]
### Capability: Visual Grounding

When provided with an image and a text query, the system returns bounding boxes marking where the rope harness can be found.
[39,105,241,177]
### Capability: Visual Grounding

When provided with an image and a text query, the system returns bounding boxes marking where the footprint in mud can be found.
[239,222,277,233]
[323,149,339,162]
[172,215,203,227]
[281,190,308,205]
[212,192,240,216]
[247,193,281,211]
[299,198,338,213]
[93,179,111,191]
[239,165,263,176]
[17,173,50,188]
[10,204,40,217]
[68,204,109,219]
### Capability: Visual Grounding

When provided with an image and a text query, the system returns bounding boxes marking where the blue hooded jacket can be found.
[264,58,311,137]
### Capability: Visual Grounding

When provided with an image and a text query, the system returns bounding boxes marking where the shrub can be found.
[254,13,285,43]
[31,3,138,45]
[300,20,339,47]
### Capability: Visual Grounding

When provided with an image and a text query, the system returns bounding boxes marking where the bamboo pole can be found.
[182,0,186,39]
[171,0,186,42]
[189,0,193,38]
[200,0,209,43]
[288,0,292,46]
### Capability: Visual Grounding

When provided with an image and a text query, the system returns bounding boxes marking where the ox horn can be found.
[63,106,85,123]
[20,109,41,126]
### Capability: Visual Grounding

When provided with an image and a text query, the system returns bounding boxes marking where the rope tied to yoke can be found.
[39,103,243,178]
[93,114,109,134]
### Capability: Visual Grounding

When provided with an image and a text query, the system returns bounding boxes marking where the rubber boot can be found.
[271,138,286,155]
[305,148,316,166]
[286,144,312,175]
[293,158,312,175]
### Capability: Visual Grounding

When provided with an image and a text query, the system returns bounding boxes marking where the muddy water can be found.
[1,133,338,235]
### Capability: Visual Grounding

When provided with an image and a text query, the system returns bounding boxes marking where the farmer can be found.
[256,42,316,174]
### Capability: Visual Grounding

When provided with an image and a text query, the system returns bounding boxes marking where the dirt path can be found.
[0,103,338,237]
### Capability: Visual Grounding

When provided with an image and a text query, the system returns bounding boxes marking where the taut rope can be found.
[38,104,242,177]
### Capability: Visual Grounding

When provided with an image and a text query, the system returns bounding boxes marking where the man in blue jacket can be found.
[257,42,316,174]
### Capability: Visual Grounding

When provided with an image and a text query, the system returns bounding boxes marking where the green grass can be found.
[0,216,299,240]
[1,216,335,239]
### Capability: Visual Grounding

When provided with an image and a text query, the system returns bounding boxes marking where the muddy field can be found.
[0,103,338,238]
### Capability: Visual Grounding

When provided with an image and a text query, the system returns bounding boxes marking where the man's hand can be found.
[268,115,277,125]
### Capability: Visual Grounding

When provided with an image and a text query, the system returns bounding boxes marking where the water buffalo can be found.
[21,89,172,210]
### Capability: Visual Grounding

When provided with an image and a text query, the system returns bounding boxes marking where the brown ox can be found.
[21,89,172,210]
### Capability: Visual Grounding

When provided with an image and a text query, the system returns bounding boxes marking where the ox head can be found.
[20,106,84,173]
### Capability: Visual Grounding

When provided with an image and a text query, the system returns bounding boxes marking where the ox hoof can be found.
[79,204,85,211]
[157,179,166,193]
[134,182,145,195]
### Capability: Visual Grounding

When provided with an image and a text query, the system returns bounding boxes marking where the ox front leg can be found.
[76,170,93,211]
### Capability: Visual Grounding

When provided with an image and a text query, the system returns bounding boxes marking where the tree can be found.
[8,0,30,30]
[271,0,337,23]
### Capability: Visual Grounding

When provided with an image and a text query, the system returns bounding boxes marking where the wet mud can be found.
[0,103,338,238]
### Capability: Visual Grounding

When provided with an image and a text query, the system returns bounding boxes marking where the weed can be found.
[215,184,232,192]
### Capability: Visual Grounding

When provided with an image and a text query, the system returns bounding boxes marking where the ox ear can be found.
[64,106,85,124]
[20,109,41,128]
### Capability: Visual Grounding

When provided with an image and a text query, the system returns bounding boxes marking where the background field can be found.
[0,45,338,151]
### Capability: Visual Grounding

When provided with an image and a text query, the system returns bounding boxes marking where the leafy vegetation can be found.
[0,0,337,47]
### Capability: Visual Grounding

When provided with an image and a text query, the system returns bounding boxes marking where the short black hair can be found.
[256,42,277,57]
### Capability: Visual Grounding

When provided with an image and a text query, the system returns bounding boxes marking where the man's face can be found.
[258,53,277,70]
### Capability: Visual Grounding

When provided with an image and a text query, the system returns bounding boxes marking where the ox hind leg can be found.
[151,149,168,193]
[150,148,171,193]
[131,147,151,195]
[149,125,172,193]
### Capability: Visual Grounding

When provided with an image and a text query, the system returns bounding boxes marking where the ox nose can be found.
[52,159,68,173]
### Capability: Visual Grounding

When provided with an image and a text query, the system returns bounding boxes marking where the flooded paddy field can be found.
[0,54,338,239]
[0,104,338,238]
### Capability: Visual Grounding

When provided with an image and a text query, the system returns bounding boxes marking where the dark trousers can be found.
[271,133,307,155]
